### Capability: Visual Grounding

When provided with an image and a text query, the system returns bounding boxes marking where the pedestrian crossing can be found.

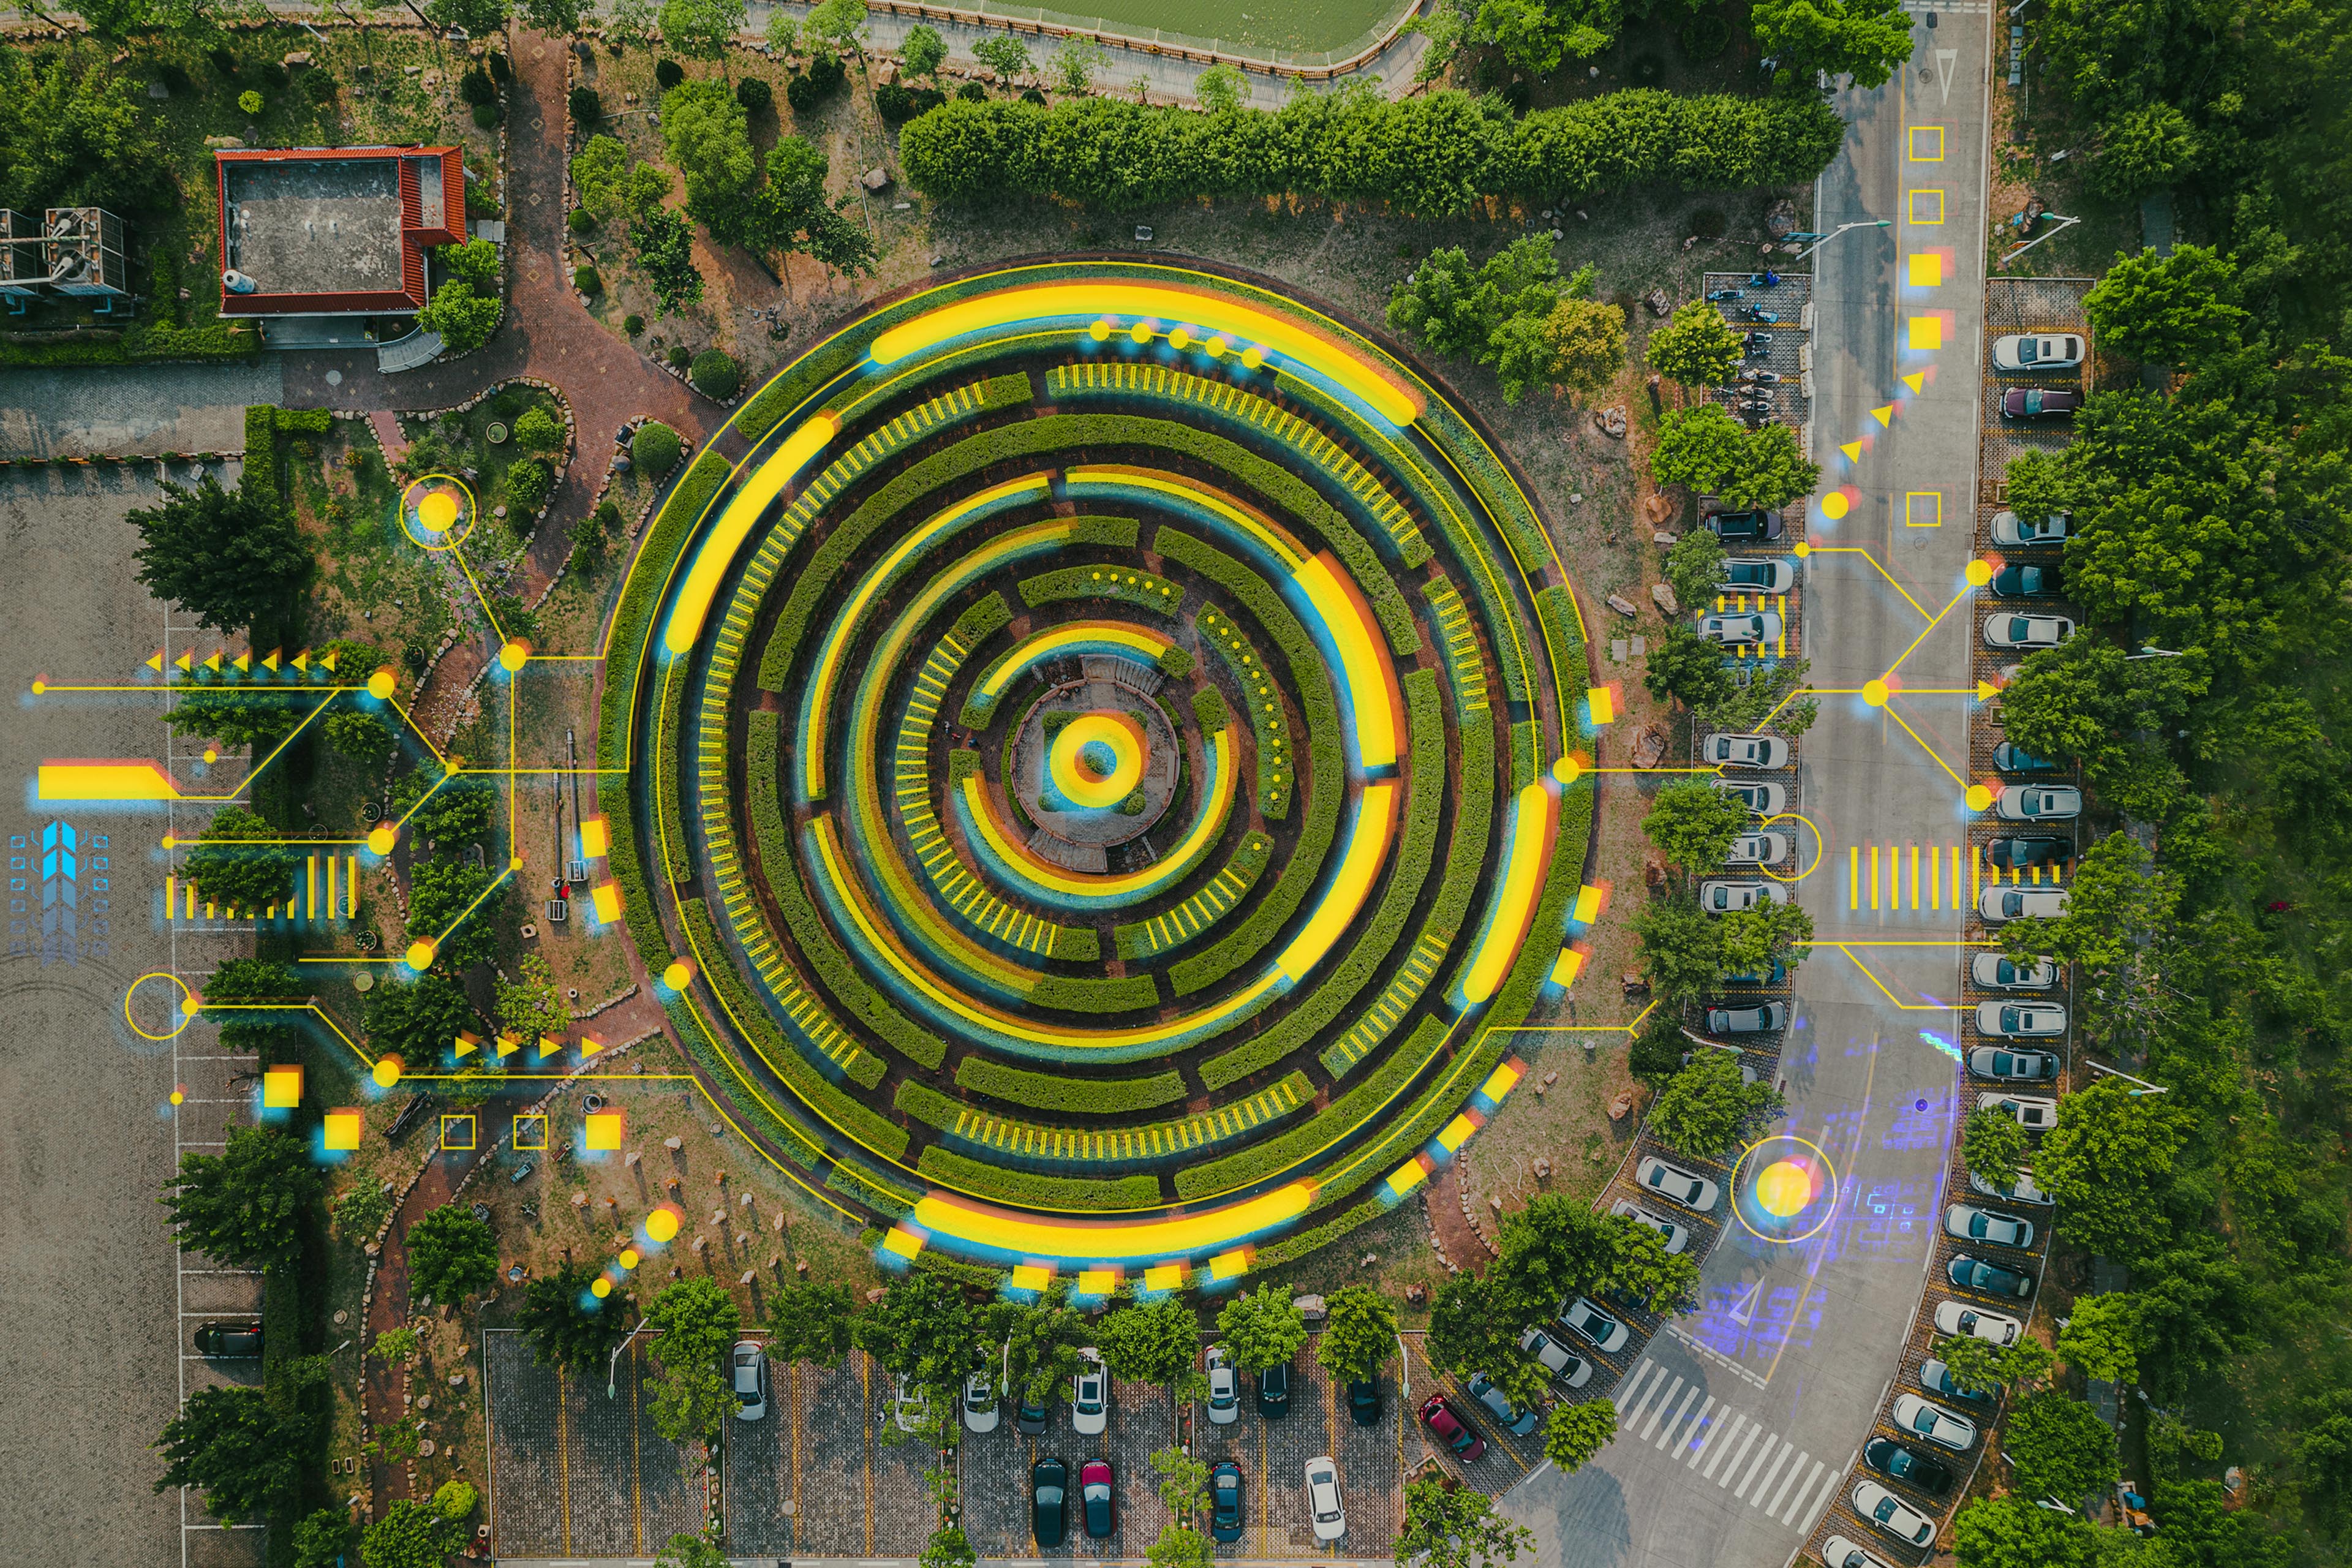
[1609,1357,1844,1530]
[1843,842,2070,911]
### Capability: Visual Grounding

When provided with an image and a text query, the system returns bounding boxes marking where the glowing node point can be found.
[499,641,529,672]
[170,1090,184,1106]
[1204,335,1227,358]
[645,1208,680,1243]
[1169,326,1193,350]
[1088,319,1111,342]
[366,669,396,700]
[1240,345,1266,370]
[1128,321,1154,345]
[372,1057,401,1088]
[418,491,460,533]
[510,854,525,870]
[162,834,176,848]
[1861,679,1890,707]
[1817,491,1850,520]
[1757,1159,1811,1216]
[181,995,202,1016]
[203,748,218,764]
[368,825,397,856]
[590,1276,612,1298]
[619,1249,639,1270]
[662,960,694,990]
[405,939,436,971]
[1965,559,1993,586]
[29,680,44,694]
[1966,783,1995,812]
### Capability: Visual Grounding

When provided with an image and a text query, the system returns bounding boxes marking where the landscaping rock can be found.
[1609,1090,1635,1120]
[1605,594,1639,619]
[1652,583,1679,614]
[861,165,891,192]
[1593,404,1629,438]
[1644,288,1672,317]
[1631,725,1668,769]
[204,134,244,149]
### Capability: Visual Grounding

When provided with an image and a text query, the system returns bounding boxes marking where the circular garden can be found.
[601,259,1597,1282]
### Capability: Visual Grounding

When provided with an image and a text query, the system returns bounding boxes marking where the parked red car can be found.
[1419,1393,1486,1461]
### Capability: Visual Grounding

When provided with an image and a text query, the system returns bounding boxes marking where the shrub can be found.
[688,348,740,399]
[957,80,986,101]
[623,312,645,335]
[237,89,263,115]
[208,45,238,73]
[511,405,564,453]
[459,67,496,105]
[472,101,499,129]
[486,50,511,83]
[880,81,948,124]
[736,75,773,111]
[260,61,288,89]
[505,459,553,511]
[655,58,685,88]
[573,264,601,293]
[955,1057,1185,1114]
[566,206,597,234]
[630,420,682,476]
[568,85,601,121]
[668,342,693,370]
[1191,685,1231,730]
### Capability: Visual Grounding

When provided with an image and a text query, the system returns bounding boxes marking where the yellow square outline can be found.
[439,1113,478,1152]
[1905,492,1945,528]
[511,1111,549,1152]
[1907,126,1946,162]
[1907,189,1947,225]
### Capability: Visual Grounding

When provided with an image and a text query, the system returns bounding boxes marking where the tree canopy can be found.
[519,1261,628,1372]
[1641,779,1751,875]
[1646,300,1744,386]
[1314,1284,1398,1383]
[153,1384,315,1524]
[184,807,300,913]
[130,474,308,634]
[163,1123,322,1273]
[766,1281,858,1368]
[1395,1474,1535,1568]
[405,1204,500,1307]
[1215,1284,1306,1374]
[1648,1049,1786,1160]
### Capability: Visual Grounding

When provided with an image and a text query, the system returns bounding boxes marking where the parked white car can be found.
[1518,1326,1594,1388]
[1944,1203,2037,1249]
[1968,1167,2053,1205]
[1072,1349,1109,1436]
[732,1341,769,1422]
[1636,1156,1722,1213]
[1852,1480,1937,1547]
[1611,1199,1691,1255]
[1970,952,2057,989]
[1305,1457,1347,1542]
[1717,556,1797,594]
[1996,784,2081,822]
[1991,508,2073,547]
[1978,1093,2060,1131]
[1726,831,1791,866]
[1558,1296,1630,1354]
[1706,1001,1786,1033]
[962,1370,1000,1434]
[1992,333,2085,371]
[1700,611,1785,646]
[1715,779,1788,816]
[1975,1001,2067,1037]
[1891,1393,1978,1451]
[1706,732,1789,769]
[1979,886,2071,922]
[1204,1346,1239,1426]
[1699,879,1789,913]
[1985,612,2074,649]
[1820,1535,1898,1568]
[1934,1300,2024,1346]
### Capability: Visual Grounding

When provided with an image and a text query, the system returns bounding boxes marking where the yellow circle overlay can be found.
[367,669,397,701]
[1818,491,1850,520]
[1966,783,1995,812]
[399,475,478,551]
[1088,319,1111,342]
[619,1248,641,1270]
[1759,810,1827,883]
[170,1089,185,1106]
[1128,320,1155,345]
[1047,712,1147,810]
[29,679,44,695]
[1861,679,1890,706]
[1730,1134,1841,1245]
[418,491,459,533]
[372,1057,402,1088]
[1793,541,1814,559]
[1757,1159,1813,1216]
[1966,559,1994,586]
[203,748,218,764]
[1240,345,1266,370]
[590,1277,613,1298]
[644,1208,681,1244]
[405,939,437,971]
[499,641,529,673]
[125,971,199,1041]
[368,825,397,856]
[662,960,694,990]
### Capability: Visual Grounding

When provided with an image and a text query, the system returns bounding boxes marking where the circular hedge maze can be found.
[602,259,1597,1283]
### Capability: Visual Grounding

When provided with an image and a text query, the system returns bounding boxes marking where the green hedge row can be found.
[745,711,948,1069]
[900,89,1844,218]
[1533,587,1586,685]
[1157,527,1344,997]
[1198,604,1291,821]
[1192,685,1231,731]
[1052,925,1100,963]
[948,748,982,783]
[952,591,1012,650]
[1017,562,1185,613]
[1511,717,1542,791]
[827,1158,921,1216]
[954,1055,1187,1114]
[897,1069,1313,1163]
[1197,669,1446,1091]
[1027,969,1161,1014]
[1156,645,1195,677]
[1,319,257,366]
[243,405,279,512]
[1178,1015,1449,1199]
[681,900,908,1164]
[1112,829,1273,962]
[916,1144,1163,1209]
[1430,712,1499,940]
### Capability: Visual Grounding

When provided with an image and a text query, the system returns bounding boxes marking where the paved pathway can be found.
[0,361,285,459]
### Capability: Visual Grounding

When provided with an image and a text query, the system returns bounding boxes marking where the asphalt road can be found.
[1501,11,1994,1566]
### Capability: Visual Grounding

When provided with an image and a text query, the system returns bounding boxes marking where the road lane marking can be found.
[1764,1450,1811,1517]
[1730,1431,1773,1494]
[1637,1378,1686,1441]
[1670,1395,1716,1456]
[1706,1415,1751,1480]
[1654,1386,1700,1450]
[1747,1441,1795,1506]
[1684,1400,1724,1466]
[1784,1459,1833,1525]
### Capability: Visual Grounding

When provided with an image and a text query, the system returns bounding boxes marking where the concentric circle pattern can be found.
[617,259,1598,1282]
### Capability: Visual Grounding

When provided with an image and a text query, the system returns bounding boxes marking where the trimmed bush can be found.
[459,67,496,106]
[567,207,598,235]
[916,1146,1161,1209]
[1191,685,1231,731]
[623,313,645,336]
[1156,645,1195,677]
[688,348,741,400]
[486,50,511,83]
[1180,1016,1449,1198]
[471,102,499,130]
[655,58,685,88]
[504,459,552,511]
[572,265,601,294]
[955,1057,1186,1114]
[630,420,682,477]
[735,76,773,112]
[568,85,601,122]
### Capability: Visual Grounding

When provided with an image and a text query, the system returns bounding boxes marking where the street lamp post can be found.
[608,1316,653,1399]
[2087,1060,2171,1096]
[1999,214,2081,266]
[1790,219,1891,263]
[2124,646,2182,661]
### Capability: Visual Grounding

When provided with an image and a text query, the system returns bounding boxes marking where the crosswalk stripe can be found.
[1613,1358,1657,1417]
[1735,1436,1780,1499]
[1747,1442,1796,1506]
[1783,1460,1831,1525]
[1716,1421,1760,1486]
[1638,1378,1686,1441]
[1655,1387,1700,1449]
[1687,1401,1725,1468]
[1670,1396,1717,1456]
[1705,1415,1749,1480]
[1792,1459,1842,1526]
[1621,1363,1668,1429]
[1765,1452,1812,1517]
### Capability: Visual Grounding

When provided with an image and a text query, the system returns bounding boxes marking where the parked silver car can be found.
[1700,611,1784,646]
[1990,508,2072,547]
[1715,779,1788,816]
[1699,879,1789,913]
[1891,1393,1978,1451]
[1204,1346,1239,1426]
[1726,831,1791,866]
[1558,1297,1630,1354]
[1706,732,1789,769]
[1968,1167,2053,1205]
[1974,1001,2067,1038]
[1991,332,2085,371]
[1944,1204,2036,1248]
[1978,1093,2060,1131]
[732,1341,770,1422]
[1635,1156,1721,1213]
[1978,886,2071,922]
[1985,612,2074,649]
[1933,1300,2024,1345]
[1717,556,1797,593]
[1518,1326,1594,1389]
[1970,952,2057,989]
[1852,1480,1937,1547]
[1995,784,2081,821]
[1706,1001,1786,1033]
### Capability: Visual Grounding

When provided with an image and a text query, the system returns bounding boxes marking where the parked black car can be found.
[1257,1362,1291,1418]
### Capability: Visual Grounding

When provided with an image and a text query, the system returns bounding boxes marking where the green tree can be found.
[2084,244,2247,368]
[764,7,798,53]
[1215,1283,1305,1374]
[363,1496,470,1568]
[855,1270,982,1392]
[2091,101,2200,198]
[1314,1283,1398,1382]
[440,236,500,288]
[1649,1049,1785,1159]
[766,1280,857,1367]
[2005,1391,2120,1501]
[152,1384,315,1524]
[571,134,633,222]
[1542,1399,1618,1472]
[1394,1474,1536,1568]
[495,953,567,1042]
[163,1124,322,1273]
[519,1261,628,1371]
[2057,1292,2143,1384]
[658,0,744,61]
[1651,404,1749,497]
[1194,61,1245,110]
[1151,1444,1211,1515]
[511,405,564,454]
[1004,1289,1090,1408]
[1700,654,1817,739]
[418,280,504,352]
[1641,779,1749,875]
[920,1525,978,1568]
[1752,0,1916,89]
[364,970,481,1067]
[1493,295,1626,403]
[406,859,502,970]
[661,80,759,243]
[1147,1528,1214,1568]
[1722,421,1819,510]
[972,32,1031,85]
[292,1509,352,1568]
[406,1203,499,1306]
[1643,621,1738,711]
[1388,247,1493,359]
[1629,890,1722,1003]
[425,0,508,34]
[1660,527,1727,610]
[1718,897,1812,979]
[185,806,300,912]
[1646,300,1743,386]
[432,1479,478,1519]
[521,0,589,33]
[1950,1496,2102,1568]
[130,474,309,635]
[325,709,397,766]
[1099,1295,1205,1394]
[2130,1245,2253,1401]
[899,24,946,77]
[1048,34,1107,94]
[2037,1079,2193,1263]
[165,685,308,751]
[1962,1104,2028,1186]
[1427,1272,1529,1396]
[804,0,867,55]
[647,1362,736,1446]
[650,1275,743,1368]
[1934,1332,2053,1397]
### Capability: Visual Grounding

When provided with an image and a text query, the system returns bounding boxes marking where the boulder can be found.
[1593,404,1629,439]
[861,165,892,192]
[1630,725,1668,769]
[1605,594,1640,619]
[1651,583,1679,614]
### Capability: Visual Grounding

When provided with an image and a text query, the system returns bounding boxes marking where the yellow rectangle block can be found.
[263,1065,303,1109]
[584,1110,625,1150]
[1573,884,1604,925]
[1480,1061,1524,1101]
[165,874,176,920]
[1586,685,1615,726]
[579,817,610,859]
[38,761,178,801]
[1550,946,1586,988]
[322,1109,362,1151]
[1909,252,1944,286]
[590,881,622,925]
[1011,1263,1055,1292]
[1142,1263,1186,1294]
[1209,1250,1250,1281]
[1385,1159,1430,1197]
[882,1226,925,1261]
[1435,1112,1479,1154]
[1909,315,1943,350]
[1076,1268,1120,1297]
[345,856,356,916]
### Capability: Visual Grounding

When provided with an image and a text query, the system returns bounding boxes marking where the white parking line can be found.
[1764,1451,1811,1517]
[1706,1415,1752,1480]
[1652,1386,1699,1449]
[1664,1394,1714,1453]
[1637,1378,1684,1441]
[1734,1436,1780,1499]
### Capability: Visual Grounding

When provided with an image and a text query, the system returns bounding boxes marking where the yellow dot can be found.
[170,1090,184,1106]
[1129,321,1154,345]
[1088,319,1112,342]
[1757,1159,1812,1216]
[1861,679,1889,707]
[619,1249,640,1270]
[367,670,396,701]
[499,641,529,672]
[1552,756,1583,785]
[1818,491,1850,521]
[372,1057,402,1088]
[1204,336,1227,358]
[203,748,218,764]
[1240,346,1266,370]
[418,491,459,533]
[1965,559,1993,586]
[162,835,176,849]
[368,826,396,855]
[30,680,45,695]
[591,1276,612,1298]
[511,854,526,870]
[182,995,202,1016]
[405,939,436,971]
[1967,783,1995,812]
[662,960,693,990]
[1169,326,1193,351]
[1793,541,1813,559]
[645,1208,680,1243]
